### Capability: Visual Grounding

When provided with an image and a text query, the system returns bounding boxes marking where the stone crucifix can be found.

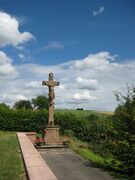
[42,73,60,127]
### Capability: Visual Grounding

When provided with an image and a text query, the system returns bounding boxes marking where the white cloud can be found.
[58,84,65,90]
[15,95,28,101]
[72,91,97,101]
[26,81,42,88]
[0,51,135,111]
[18,53,25,60]
[0,50,17,77]
[44,41,64,50]
[0,12,34,47]
[1,93,28,104]
[15,16,28,26]
[93,6,105,16]
[70,52,117,70]
[76,77,98,90]
[16,46,24,50]
[17,63,63,76]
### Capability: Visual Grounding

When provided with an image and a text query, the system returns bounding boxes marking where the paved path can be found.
[39,148,114,180]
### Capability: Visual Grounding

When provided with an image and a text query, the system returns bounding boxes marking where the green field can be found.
[0,131,26,180]
[55,109,113,118]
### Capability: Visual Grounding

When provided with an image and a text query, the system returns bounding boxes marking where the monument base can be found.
[44,127,63,145]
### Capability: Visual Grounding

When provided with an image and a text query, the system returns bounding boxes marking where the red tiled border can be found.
[17,132,57,180]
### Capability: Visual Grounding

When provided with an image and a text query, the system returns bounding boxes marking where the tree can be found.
[13,100,33,110]
[112,87,135,178]
[0,103,10,109]
[32,95,49,110]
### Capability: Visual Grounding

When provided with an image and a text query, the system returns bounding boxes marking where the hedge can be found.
[0,107,48,132]
[0,106,113,143]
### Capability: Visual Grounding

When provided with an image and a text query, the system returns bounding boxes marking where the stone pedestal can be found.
[45,127,63,145]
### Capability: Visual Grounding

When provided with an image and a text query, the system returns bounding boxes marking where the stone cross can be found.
[42,73,60,127]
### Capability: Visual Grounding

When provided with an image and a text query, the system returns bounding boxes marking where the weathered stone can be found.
[42,73,62,145]
[45,127,62,144]
[42,72,59,127]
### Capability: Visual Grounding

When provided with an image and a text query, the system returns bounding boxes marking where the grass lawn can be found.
[0,131,26,180]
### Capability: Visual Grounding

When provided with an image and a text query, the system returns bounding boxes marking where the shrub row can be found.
[0,106,48,132]
[0,106,113,144]
[55,112,114,142]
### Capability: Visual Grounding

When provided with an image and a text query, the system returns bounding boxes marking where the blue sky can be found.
[0,0,135,110]
[1,0,135,64]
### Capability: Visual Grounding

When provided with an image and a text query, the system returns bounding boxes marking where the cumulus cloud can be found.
[44,41,64,50]
[76,77,98,90]
[0,51,17,77]
[0,12,34,47]
[1,94,28,104]
[17,63,63,76]
[25,81,42,88]
[0,51,135,111]
[72,91,97,101]
[70,52,117,70]
[14,95,28,101]
[93,6,105,16]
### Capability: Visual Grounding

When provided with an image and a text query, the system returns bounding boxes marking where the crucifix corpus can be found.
[42,72,60,127]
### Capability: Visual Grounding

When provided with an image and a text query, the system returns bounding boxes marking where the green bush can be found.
[0,108,48,132]
[13,100,33,110]
[55,112,87,139]
[110,87,135,178]
[64,129,75,137]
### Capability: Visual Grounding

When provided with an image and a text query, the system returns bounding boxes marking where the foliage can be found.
[32,95,49,110]
[85,114,114,142]
[55,109,113,117]
[0,131,25,179]
[0,108,48,131]
[64,129,75,137]
[55,111,113,143]
[69,137,107,168]
[0,103,10,109]
[13,100,33,110]
[55,112,88,139]
[110,87,135,178]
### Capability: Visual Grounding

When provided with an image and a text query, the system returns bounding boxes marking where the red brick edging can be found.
[17,132,57,180]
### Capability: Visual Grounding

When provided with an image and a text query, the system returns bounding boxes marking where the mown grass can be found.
[0,131,26,180]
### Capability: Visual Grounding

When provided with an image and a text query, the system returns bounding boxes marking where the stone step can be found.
[36,144,69,149]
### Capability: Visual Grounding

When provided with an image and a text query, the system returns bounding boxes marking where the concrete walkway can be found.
[39,148,114,180]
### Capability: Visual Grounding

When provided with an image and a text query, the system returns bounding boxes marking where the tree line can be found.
[0,95,49,110]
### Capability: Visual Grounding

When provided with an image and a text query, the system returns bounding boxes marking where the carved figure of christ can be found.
[42,73,60,126]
